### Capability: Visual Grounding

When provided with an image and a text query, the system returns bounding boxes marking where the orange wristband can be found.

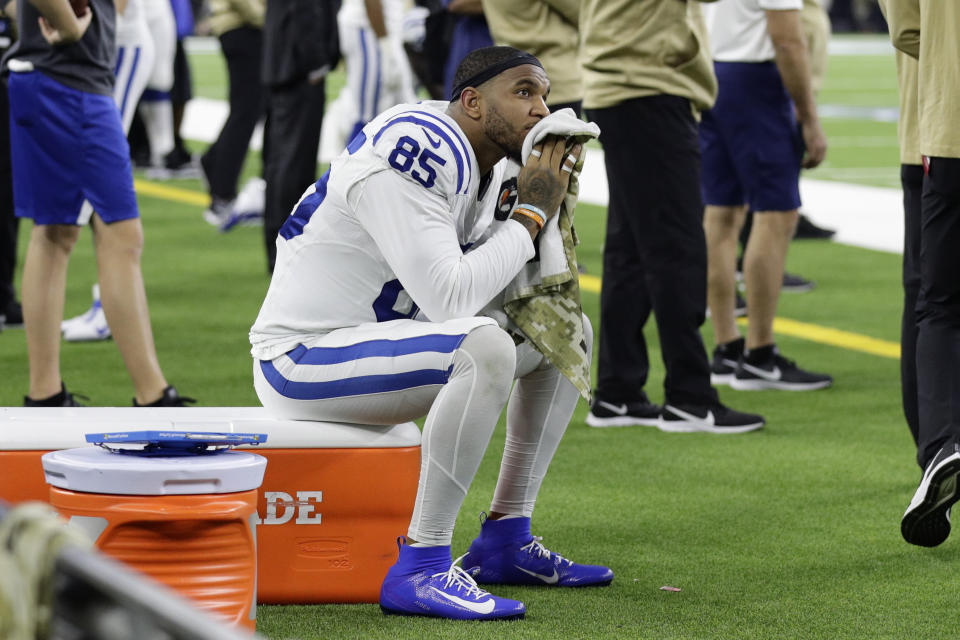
[512,206,545,229]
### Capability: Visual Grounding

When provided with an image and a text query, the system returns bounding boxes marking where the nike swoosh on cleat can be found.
[739,363,782,381]
[514,565,559,584]
[666,406,715,426]
[596,400,628,416]
[429,588,496,614]
[423,130,442,149]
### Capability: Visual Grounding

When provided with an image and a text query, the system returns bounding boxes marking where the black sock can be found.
[25,383,67,406]
[744,344,776,364]
[717,337,745,357]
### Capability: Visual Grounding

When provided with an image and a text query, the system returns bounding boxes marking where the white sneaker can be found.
[62,284,111,342]
[219,177,265,232]
[234,177,266,217]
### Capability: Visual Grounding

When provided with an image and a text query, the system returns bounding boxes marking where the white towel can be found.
[503,109,601,305]
[489,109,601,400]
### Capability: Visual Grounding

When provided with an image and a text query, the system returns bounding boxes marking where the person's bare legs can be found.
[742,209,798,349]
[23,223,80,400]
[704,204,748,345]
[90,214,168,404]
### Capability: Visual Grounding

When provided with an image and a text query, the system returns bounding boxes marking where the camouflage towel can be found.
[502,111,600,401]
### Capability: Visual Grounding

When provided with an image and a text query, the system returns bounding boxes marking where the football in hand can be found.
[70,0,89,18]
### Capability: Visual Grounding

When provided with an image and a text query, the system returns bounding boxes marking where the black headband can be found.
[449,53,544,102]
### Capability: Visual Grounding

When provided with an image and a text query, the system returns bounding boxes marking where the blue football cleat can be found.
[462,517,614,587]
[379,543,526,621]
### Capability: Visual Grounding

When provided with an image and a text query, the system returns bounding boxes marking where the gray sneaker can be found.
[203,196,235,227]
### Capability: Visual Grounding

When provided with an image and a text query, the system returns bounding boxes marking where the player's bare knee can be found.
[453,325,517,391]
[36,224,81,254]
[93,218,145,259]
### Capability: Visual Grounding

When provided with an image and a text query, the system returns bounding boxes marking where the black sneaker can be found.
[659,403,765,434]
[24,383,87,407]
[146,147,201,180]
[902,442,960,547]
[711,338,744,386]
[134,385,197,407]
[164,146,201,178]
[782,272,815,293]
[131,151,153,172]
[586,394,662,428]
[731,350,832,391]
[793,213,835,240]
[734,292,748,317]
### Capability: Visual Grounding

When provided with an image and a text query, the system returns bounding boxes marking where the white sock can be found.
[139,99,175,163]
[407,325,516,546]
[489,316,593,517]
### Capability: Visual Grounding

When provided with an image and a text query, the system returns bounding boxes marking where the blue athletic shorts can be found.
[7,71,139,225]
[699,61,802,213]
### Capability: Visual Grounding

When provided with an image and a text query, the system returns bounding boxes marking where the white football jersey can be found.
[250,101,534,360]
[338,0,407,29]
[116,0,147,45]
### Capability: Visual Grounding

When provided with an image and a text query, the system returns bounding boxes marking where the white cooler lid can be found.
[0,407,421,450]
[41,447,267,495]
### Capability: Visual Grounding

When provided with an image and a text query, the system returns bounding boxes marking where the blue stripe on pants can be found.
[118,47,142,122]
[287,333,467,365]
[259,359,455,400]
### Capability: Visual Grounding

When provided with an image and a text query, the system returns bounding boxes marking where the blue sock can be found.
[480,516,532,544]
[393,543,451,574]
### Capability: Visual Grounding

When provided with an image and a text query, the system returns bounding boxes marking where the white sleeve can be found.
[759,0,803,9]
[354,170,535,322]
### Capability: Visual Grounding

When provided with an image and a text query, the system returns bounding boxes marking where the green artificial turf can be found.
[4,34,953,640]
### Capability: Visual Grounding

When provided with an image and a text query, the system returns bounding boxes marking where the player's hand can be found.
[517,136,583,221]
[800,118,827,169]
[39,5,92,45]
[379,37,402,92]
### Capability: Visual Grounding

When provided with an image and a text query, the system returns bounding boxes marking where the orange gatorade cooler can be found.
[42,446,266,631]
[243,420,420,604]
[0,407,421,604]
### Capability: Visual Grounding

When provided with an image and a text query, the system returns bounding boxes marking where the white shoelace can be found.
[432,554,491,600]
[520,536,573,566]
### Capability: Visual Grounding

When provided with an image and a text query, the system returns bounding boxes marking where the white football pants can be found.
[253,315,591,545]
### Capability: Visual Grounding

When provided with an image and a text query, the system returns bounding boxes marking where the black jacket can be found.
[261,0,340,88]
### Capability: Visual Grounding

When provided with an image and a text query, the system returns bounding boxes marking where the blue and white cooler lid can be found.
[42,443,267,496]
[84,430,268,456]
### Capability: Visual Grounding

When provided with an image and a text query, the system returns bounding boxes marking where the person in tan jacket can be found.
[199,0,266,227]
[581,0,765,433]
[482,0,581,114]
[884,0,960,549]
